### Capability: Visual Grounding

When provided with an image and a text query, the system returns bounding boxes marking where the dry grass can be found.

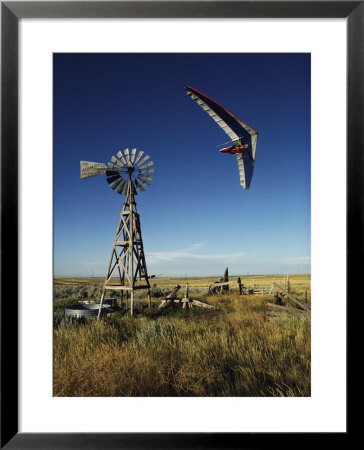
[53,275,310,397]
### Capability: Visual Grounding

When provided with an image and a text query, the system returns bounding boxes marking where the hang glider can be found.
[186,86,258,189]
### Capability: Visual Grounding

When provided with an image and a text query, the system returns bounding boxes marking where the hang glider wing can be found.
[186,86,258,189]
[236,152,254,190]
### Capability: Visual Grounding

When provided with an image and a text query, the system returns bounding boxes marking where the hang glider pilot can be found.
[219,138,249,159]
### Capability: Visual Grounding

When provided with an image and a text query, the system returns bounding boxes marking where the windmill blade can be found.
[137,177,150,188]
[139,167,155,174]
[134,150,144,165]
[80,161,106,179]
[106,163,121,176]
[134,179,145,192]
[130,148,137,163]
[138,154,150,166]
[116,179,127,194]
[106,174,121,184]
[109,177,123,190]
[107,162,121,171]
[139,174,153,182]
[82,150,154,196]
[117,151,127,165]
[139,161,154,170]
[111,155,124,168]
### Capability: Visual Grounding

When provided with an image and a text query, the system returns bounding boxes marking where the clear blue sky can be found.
[54,53,310,277]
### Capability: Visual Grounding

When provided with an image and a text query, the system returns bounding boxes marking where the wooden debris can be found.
[252,288,267,294]
[272,291,284,305]
[191,299,215,310]
[222,267,229,291]
[267,302,309,318]
[237,277,243,295]
[166,285,181,300]
[157,285,181,311]
[209,281,229,290]
[284,275,290,292]
[181,283,192,309]
[208,268,230,294]
[272,282,311,313]
[157,283,215,312]
[207,285,219,295]
[184,283,189,299]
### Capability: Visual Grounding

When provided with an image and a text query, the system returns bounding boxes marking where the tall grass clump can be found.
[54,293,310,397]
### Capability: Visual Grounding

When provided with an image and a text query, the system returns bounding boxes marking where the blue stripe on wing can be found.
[241,150,254,188]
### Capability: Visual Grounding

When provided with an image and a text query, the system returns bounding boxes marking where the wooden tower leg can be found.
[98,290,106,319]
[130,291,134,316]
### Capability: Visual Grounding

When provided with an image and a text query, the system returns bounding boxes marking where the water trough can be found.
[65,302,114,319]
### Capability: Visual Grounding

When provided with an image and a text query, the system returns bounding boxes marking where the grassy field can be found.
[53,274,311,397]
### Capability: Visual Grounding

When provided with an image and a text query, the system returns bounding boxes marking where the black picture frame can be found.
[1,1,358,448]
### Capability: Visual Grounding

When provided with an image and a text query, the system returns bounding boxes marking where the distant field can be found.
[54,274,309,288]
[54,274,311,304]
[53,274,311,397]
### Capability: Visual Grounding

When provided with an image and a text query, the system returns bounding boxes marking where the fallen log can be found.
[166,285,181,300]
[157,285,181,311]
[191,299,215,310]
[267,302,309,317]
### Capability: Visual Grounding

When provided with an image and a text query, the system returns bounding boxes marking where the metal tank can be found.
[65,303,113,319]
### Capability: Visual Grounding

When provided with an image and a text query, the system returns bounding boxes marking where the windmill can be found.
[80,148,154,316]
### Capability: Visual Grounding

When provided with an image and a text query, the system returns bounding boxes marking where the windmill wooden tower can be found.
[80,148,154,316]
